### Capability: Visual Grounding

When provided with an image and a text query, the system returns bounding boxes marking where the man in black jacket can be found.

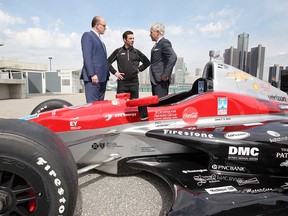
[108,30,150,99]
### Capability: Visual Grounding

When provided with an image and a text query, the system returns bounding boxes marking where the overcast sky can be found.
[0,0,288,80]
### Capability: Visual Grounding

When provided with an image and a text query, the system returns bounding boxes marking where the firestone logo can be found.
[182,107,198,124]
[163,130,214,139]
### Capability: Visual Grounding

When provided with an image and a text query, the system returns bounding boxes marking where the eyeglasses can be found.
[98,23,106,28]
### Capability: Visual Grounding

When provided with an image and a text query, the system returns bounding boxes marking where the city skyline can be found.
[224,32,266,80]
[0,0,288,81]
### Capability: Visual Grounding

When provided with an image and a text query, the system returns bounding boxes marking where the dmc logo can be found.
[229,146,259,156]
[182,107,198,124]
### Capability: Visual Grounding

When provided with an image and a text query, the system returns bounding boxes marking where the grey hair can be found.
[151,23,165,35]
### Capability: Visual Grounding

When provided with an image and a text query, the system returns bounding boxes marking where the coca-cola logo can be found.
[183,107,198,124]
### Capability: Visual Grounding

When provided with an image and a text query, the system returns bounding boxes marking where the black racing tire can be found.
[30,99,73,115]
[0,119,78,216]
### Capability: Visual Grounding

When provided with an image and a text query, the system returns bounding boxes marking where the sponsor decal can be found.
[107,142,124,149]
[218,64,224,69]
[216,175,260,186]
[154,110,178,120]
[92,142,106,150]
[193,174,220,186]
[276,152,288,158]
[105,112,137,121]
[217,97,228,115]
[227,71,252,81]
[268,95,287,102]
[267,131,288,143]
[211,164,246,172]
[163,129,215,139]
[277,148,288,159]
[182,169,208,174]
[216,175,243,182]
[224,132,250,140]
[273,137,288,143]
[281,182,288,190]
[253,83,259,90]
[182,107,198,124]
[215,117,232,122]
[228,146,259,161]
[267,130,280,137]
[236,177,259,186]
[105,114,113,121]
[259,83,271,92]
[240,188,277,194]
[279,104,288,110]
[205,185,237,194]
[92,142,124,150]
[36,157,66,215]
[70,117,81,130]
[280,160,288,167]
[131,144,156,154]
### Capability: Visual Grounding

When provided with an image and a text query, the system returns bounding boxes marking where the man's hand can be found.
[115,71,125,80]
[161,74,169,81]
[91,75,99,84]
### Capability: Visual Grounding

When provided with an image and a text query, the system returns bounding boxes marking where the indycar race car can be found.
[1,52,288,216]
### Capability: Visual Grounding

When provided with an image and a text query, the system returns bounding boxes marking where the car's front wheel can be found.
[0,119,78,216]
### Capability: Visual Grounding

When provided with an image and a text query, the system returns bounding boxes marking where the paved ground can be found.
[0,92,172,216]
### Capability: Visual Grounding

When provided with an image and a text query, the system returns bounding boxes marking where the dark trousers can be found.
[84,81,107,103]
[117,81,139,99]
[151,81,169,98]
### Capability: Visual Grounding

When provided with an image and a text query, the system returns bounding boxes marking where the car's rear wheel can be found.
[30,99,72,114]
[0,119,78,216]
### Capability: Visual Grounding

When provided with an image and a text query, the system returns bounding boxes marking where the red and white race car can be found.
[1,56,288,215]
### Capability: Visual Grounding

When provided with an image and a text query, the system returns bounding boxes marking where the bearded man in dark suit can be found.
[149,23,177,98]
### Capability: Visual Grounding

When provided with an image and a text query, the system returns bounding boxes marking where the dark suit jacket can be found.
[80,31,109,83]
[150,37,177,85]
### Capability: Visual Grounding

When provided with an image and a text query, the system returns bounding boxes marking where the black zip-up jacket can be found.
[108,46,150,81]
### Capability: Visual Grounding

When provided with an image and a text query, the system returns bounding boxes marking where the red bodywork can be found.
[29,91,287,132]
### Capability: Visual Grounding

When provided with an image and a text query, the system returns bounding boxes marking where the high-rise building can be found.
[237,33,249,71]
[223,46,239,68]
[269,64,283,87]
[174,57,185,84]
[249,44,265,79]
[280,68,288,92]
[223,33,266,80]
